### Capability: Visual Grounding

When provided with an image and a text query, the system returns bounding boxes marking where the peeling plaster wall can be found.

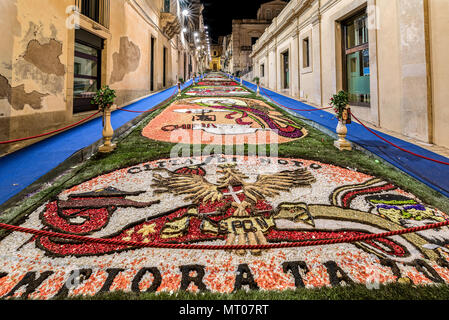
[0,0,21,151]
[0,0,203,155]
[0,0,71,154]
[108,0,178,106]
[110,37,141,84]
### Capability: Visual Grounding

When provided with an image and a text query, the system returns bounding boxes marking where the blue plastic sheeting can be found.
[235,77,449,199]
[0,79,194,205]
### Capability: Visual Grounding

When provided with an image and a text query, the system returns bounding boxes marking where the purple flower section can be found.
[404,204,426,211]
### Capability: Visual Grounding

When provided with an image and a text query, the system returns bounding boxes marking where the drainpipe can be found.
[423,0,434,144]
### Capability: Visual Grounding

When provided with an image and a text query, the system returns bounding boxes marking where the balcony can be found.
[75,0,110,28]
[160,0,181,40]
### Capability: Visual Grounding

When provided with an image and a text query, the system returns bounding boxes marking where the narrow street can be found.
[1,0,449,305]
[1,72,449,300]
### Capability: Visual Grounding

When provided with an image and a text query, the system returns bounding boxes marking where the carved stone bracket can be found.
[160,12,181,40]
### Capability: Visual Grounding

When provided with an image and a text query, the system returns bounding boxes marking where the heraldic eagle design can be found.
[151,163,316,255]
[151,163,316,204]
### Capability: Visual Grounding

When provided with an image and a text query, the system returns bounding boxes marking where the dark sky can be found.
[201,0,288,43]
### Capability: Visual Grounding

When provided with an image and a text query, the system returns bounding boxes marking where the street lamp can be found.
[182,9,189,16]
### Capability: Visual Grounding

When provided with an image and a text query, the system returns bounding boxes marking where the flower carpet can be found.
[1,72,449,299]
[141,97,308,144]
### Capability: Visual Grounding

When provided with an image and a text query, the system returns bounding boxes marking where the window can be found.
[260,64,265,77]
[251,37,259,46]
[73,29,103,113]
[81,0,99,22]
[343,11,370,106]
[303,37,310,68]
[266,9,272,20]
[76,0,110,28]
[281,50,289,89]
[163,0,170,13]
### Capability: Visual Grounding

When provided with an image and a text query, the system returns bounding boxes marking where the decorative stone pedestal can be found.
[99,106,116,154]
[334,119,352,151]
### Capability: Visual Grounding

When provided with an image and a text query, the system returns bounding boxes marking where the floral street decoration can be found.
[141,97,308,144]
[185,86,251,96]
[1,73,448,299]
[1,155,449,299]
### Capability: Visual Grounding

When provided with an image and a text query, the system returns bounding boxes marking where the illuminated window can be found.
[343,11,370,106]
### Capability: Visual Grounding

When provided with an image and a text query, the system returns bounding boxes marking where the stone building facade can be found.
[222,35,233,73]
[251,0,449,149]
[229,0,287,76]
[0,0,207,155]
[209,42,223,71]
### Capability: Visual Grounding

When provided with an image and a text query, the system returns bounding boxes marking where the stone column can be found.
[398,0,431,142]
[291,30,300,98]
[311,13,322,106]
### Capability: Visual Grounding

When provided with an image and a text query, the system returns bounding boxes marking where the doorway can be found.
[73,29,103,113]
[281,50,289,89]
[163,47,167,87]
[342,11,370,106]
[150,37,155,91]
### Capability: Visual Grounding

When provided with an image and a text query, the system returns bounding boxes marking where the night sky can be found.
[201,0,289,43]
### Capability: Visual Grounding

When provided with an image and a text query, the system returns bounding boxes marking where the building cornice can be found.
[251,0,316,57]
[127,0,175,42]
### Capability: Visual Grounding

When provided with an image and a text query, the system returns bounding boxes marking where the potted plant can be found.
[330,90,349,122]
[330,90,352,151]
[92,85,116,111]
[92,85,117,153]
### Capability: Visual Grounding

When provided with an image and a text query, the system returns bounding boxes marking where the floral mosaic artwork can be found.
[201,73,230,82]
[185,86,251,96]
[197,81,239,86]
[141,97,308,144]
[2,72,448,300]
[1,155,449,299]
